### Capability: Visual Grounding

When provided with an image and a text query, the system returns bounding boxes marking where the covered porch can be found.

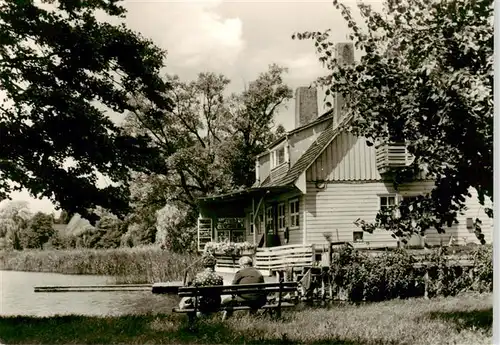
[196,186,300,252]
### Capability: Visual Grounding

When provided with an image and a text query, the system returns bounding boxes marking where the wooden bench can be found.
[171,282,298,324]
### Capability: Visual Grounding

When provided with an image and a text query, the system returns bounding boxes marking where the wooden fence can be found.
[254,244,315,274]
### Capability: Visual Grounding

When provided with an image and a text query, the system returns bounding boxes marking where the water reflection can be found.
[0,270,179,317]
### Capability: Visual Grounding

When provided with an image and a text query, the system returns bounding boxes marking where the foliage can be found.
[156,204,197,253]
[0,246,202,284]
[469,244,493,292]
[223,64,293,187]
[20,211,54,249]
[330,245,423,302]
[0,200,32,250]
[329,245,492,302]
[55,210,70,224]
[294,0,493,242]
[204,241,256,255]
[47,229,65,249]
[86,213,126,249]
[0,0,173,223]
[124,65,291,246]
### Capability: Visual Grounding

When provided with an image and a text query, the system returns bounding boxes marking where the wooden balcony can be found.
[375,142,413,174]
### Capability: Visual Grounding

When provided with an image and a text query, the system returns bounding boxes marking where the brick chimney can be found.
[294,86,318,129]
[334,42,355,126]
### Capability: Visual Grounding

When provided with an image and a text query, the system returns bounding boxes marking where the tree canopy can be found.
[294,0,493,243]
[0,0,172,223]
[20,211,54,249]
[123,65,292,249]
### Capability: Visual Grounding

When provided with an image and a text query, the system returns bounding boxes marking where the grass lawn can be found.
[0,292,492,345]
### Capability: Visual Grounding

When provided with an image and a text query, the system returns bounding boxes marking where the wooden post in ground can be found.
[423,266,429,299]
[277,280,283,318]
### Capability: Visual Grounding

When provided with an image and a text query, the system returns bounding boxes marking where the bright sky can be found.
[3,0,383,215]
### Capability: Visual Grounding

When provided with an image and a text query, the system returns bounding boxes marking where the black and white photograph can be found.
[0,0,496,344]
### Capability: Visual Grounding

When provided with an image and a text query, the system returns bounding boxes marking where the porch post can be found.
[303,209,307,245]
[252,195,264,247]
[252,198,256,245]
[263,200,267,247]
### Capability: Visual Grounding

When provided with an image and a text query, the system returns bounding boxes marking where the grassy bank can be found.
[0,292,492,345]
[0,247,202,284]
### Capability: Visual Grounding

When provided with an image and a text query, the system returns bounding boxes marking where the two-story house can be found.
[196,42,493,252]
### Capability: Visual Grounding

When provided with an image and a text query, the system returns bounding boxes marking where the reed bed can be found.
[0,247,203,284]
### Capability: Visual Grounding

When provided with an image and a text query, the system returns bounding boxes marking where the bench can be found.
[171,282,298,324]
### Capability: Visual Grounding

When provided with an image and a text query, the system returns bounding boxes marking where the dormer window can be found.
[270,144,288,169]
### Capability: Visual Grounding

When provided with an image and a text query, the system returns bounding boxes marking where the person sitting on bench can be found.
[221,256,267,320]
[178,253,224,316]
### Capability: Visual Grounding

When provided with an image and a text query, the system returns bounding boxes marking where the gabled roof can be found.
[264,109,334,152]
[260,125,336,188]
[199,115,351,203]
[258,114,354,189]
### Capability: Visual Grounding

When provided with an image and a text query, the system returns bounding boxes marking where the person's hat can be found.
[201,254,217,267]
[238,256,253,266]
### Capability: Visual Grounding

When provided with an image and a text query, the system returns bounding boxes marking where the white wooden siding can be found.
[305,181,398,247]
[307,132,380,181]
[307,131,428,181]
[422,188,493,246]
[304,181,492,248]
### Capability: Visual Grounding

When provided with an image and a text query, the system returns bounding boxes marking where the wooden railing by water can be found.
[34,284,152,293]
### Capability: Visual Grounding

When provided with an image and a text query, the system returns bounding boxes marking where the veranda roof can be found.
[198,185,297,204]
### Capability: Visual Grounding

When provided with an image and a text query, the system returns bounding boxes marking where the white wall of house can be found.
[257,154,271,185]
[304,129,493,248]
[304,180,492,248]
[305,181,400,247]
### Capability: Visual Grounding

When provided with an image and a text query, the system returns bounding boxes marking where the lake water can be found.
[0,270,179,317]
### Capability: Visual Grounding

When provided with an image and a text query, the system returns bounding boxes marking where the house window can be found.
[402,194,430,218]
[380,195,397,211]
[249,212,254,234]
[266,206,274,233]
[289,199,300,228]
[271,145,286,169]
[353,231,364,242]
[277,203,286,230]
[466,217,474,230]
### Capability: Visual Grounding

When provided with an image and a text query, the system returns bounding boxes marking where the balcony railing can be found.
[375,142,413,174]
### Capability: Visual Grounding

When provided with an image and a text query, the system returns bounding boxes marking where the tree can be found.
[0,201,32,250]
[92,214,126,248]
[223,64,293,187]
[156,204,197,253]
[123,66,291,244]
[0,0,173,223]
[21,211,54,249]
[294,0,493,243]
[55,210,70,224]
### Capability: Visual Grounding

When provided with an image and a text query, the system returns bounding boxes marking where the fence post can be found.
[424,266,429,299]
[328,242,333,266]
[277,280,283,318]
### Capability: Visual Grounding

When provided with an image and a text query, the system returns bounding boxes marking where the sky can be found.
[3,0,383,215]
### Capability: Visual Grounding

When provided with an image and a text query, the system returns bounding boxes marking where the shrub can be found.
[469,245,493,293]
[328,245,491,302]
[156,205,197,253]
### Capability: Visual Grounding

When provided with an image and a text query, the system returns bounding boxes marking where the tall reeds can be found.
[0,246,202,284]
